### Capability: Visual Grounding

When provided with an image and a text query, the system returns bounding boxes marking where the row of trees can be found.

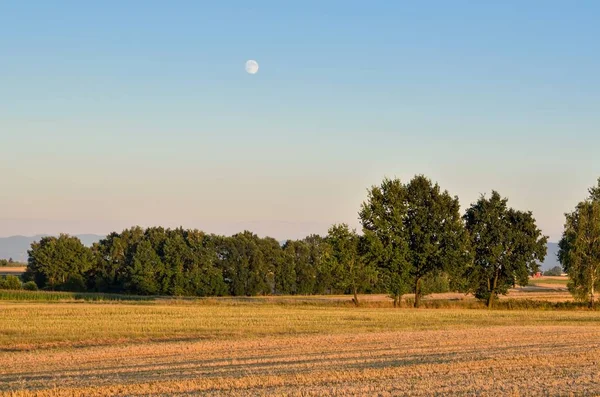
[0,258,24,267]
[25,227,375,299]
[359,177,547,308]
[23,175,553,307]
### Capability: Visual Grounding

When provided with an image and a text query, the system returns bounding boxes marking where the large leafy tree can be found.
[284,240,314,295]
[359,178,411,307]
[360,176,470,307]
[162,231,189,296]
[90,227,145,292]
[256,236,281,294]
[25,234,94,290]
[305,235,334,295]
[327,224,376,306]
[404,175,471,307]
[559,180,600,307]
[127,239,162,295]
[184,232,228,297]
[218,232,272,296]
[464,191,547,308]
[276,240,299,295]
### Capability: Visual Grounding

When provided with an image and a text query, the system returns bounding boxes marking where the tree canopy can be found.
[559,180,600,307]
[24,234,94,290]
[464,191,547,307]
[359,178,411,307]
[359,176,470,307]
[327,224,376,306]
[15,174,558,309]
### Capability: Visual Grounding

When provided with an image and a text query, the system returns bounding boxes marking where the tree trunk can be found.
[393,294,399,308]
[590,272,595,309]
[352,285,359,307]
[414,277,422,308]
[487,292,495,309]
[487,269,500,309]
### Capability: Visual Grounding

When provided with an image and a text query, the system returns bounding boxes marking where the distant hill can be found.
[540,242,560,271]
[0,234,104,262]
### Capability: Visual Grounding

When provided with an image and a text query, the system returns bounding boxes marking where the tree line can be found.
[19,175,600,307]
[0,258,25,267]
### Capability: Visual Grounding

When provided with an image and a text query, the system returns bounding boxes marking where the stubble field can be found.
[0,267,26,276]
[1,288,600,396]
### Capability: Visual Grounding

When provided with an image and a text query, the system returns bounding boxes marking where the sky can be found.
[1,1,599,241]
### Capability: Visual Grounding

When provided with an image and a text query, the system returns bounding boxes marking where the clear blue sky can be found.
[1,1,599,240]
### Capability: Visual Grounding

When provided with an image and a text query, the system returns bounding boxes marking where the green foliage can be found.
[360,178,411,307]
[359,176,470,307]
[259,237,285,294]
[22,281,38,291]
[0,289,153,301]
[0,275,22,290]
[61,274,87,292]
[91,227,228,297]
[81,227,336,298]
[182,231,228,297]
[543,266,563,277]
[403,175,471,307]
[559,184,600,307]
[305,235,335,295]
[281,240,307,294]
[327,224,376,306]
[15,174,552,304]
[127,239,162,295]
[420,272,451,294]
[25,234,94,290]
[0,258,25,267]
[219,231,273,296]
[464,191,548,307]
[275,241,297,295]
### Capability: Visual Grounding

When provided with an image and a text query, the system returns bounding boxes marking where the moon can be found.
[245,60,259,74]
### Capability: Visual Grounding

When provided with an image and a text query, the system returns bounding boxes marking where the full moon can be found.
[245,60,259,74]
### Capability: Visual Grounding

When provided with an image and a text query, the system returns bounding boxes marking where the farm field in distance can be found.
[2,279,600,397]
[0,267,26,276]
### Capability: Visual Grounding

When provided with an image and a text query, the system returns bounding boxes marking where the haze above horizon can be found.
[1,1,599,241]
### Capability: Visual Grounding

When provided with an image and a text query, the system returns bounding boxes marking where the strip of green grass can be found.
[0,289,154,302]
[529,277,569,286]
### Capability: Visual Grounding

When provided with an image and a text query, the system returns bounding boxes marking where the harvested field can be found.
[2,301,600,396]
[0,267,26,276]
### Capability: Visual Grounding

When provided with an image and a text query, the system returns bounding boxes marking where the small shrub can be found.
[22,281,38,291]
[0,275,23,290]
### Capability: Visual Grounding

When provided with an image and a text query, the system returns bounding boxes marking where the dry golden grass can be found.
[2,300,600,396]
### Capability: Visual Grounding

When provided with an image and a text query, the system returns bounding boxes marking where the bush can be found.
[22,281,38,291]
[421,272,450,294]
[0,275,22,290]
[60,274,87,292]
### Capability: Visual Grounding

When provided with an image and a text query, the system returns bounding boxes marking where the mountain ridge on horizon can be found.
[0,234,105,262]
